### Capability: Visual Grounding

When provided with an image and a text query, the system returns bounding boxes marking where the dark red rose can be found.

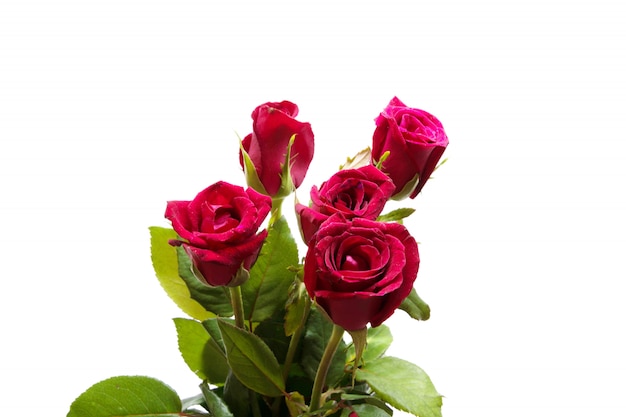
[372,97,448,199]
[303,214,419,331]
[165,181,271,287]
[239,101,314,198]
[295,165,395,244]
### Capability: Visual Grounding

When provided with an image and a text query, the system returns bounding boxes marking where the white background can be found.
[1,0,625,416]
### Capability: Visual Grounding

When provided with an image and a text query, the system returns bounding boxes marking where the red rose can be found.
[165,181,271,287]
[303,215,419,331]
[372,97,448,199]
[239,101,315,198]
[295,165,395,244]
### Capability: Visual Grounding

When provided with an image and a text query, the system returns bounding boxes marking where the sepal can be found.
[240,139,269,196]
[275,133,298,198]
[391,171,420,201]
[340,147,372,170]
[398,288,430,321]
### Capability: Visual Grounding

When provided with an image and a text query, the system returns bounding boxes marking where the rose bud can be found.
[303,214,419,331]
[372,97,448,199]
[165,181,271,287]
[239,100,315,198]
[295,165,395,244]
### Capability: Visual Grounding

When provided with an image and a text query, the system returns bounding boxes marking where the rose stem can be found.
[282,295,311,380]
[229,286,245,329]
[309,324,345,414]
[229,286,261,417]
[269,197,284,226]
[270,295,312,417]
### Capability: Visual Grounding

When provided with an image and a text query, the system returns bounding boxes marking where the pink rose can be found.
[303,215,419,331]
[295,165,395,244]
[239,101,314,198]
[165,181,271,287]
[372,97,448,199]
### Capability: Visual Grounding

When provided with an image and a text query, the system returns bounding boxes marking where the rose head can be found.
[372,97,448,200]
[303,215,419,331]
[295,165,395,244]
[239,101,315,198]
[165,181,271,287]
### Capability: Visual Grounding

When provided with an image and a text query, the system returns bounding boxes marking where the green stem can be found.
[269,197,284,226]
[282,296,311,381]
[229,286,245,329]
[229,286,260,417]
[309,324,345,414]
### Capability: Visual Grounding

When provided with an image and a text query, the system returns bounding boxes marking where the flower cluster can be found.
[68,97,449,417]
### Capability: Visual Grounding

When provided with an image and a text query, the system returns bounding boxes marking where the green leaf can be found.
[254,315,291,363]
[173,318,229,385]
[241,216,298,322]
[200,383,234,417]
[67,375,182,417]
[176,247,234,317]
[341,403,392,417]
[376,208,416,223]
[301,307,347,386]
[149,226,212,321]
[217,319,285,397]
[222,371,250,417]
[399,288,431,321]
[202,318,227,353]
[340,394,393,415]
[355,357,442,417]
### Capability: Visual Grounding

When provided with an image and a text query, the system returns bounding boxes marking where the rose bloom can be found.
[165,181,271,287]
[295,165,395,244]
[372,96,448,199]
[303,214,419,331]
[239,100,314,198]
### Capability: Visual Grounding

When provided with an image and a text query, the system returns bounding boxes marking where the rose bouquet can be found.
[67,97,449,417]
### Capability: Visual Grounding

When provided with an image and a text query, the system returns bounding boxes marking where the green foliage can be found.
[241,216,299,322]
[399,288,431,321]
[67,376,182,417]
[200,383,234,417]
[355,357,443,417]
[149,227,212,321]
[217,319,286,397]
[173,318,229,385]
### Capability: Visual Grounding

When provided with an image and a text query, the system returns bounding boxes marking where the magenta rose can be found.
[295,165,395,244]
[303,214,419,331]
[165,181,271,287]
[239,101,314,198]
[372,97,448,200]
